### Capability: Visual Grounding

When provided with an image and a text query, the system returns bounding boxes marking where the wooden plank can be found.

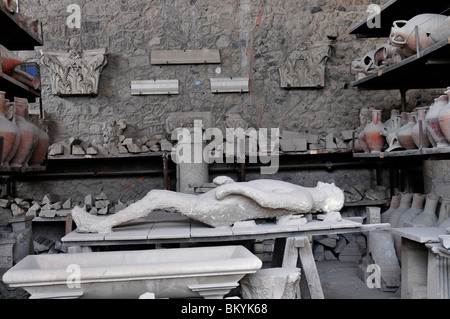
[104,223,153,241]
[151,50,220,65]
[296,237,325,299]
[190,222,233,238]
[62,230,106,242]
[147,221,191,239]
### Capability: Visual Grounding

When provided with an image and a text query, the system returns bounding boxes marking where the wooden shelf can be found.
[353,146,450,159]
[0,165,46,173]
[0,72,41,102]
[344,200,389,207]
[349,0,450,38]
[350,38,450,90]
[47,152,165,161]
[0,6,43,50]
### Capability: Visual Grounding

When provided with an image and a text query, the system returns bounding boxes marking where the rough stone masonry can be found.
[14,0,441,202]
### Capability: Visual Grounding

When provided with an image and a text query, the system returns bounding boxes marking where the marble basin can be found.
[2,245,262,299]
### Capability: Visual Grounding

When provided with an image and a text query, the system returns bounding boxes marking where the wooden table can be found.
[62,213,390,299]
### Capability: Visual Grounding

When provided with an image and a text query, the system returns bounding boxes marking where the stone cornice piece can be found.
[40,48,108,96]
[151,49,221,65]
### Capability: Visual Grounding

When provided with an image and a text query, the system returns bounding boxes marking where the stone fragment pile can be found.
[313,233,367,263]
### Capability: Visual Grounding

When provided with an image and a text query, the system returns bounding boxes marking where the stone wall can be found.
[19,0,410,143]
[13,0,440,203]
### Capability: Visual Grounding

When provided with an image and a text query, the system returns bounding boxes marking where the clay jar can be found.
[438,87,450,144]
[410,193,439,227]
[364,110,386,153]
[397,113,417,150]
[430,16,450,43]
[411,107,431,148]
[396,193,426,228]
[10,97,38,167]
[381,194,401,223]
[435,199,450,227]
[388,192,413,228]
[389,14,448,57]
[358,130,370,153]
[28,115,49,167]
[4,103,22,166]
[0,92,18,165]
[425,94,449,148]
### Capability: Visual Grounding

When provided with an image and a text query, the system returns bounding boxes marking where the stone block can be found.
[72,144,85,155]
[313,244,325,261]
[338,241,362,263]
[118,145,128,154]
[48,143,64,156]
[62,199,72,209]
[240,268,301,299]
[39,210,57,218]
[280,138,307,152]
[314,235,337,248]
[366,207,381,224]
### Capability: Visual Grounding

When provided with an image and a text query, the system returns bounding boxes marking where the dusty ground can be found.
[316,260,400,299]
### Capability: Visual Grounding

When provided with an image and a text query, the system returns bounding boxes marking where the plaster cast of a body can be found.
[71,177,345,233]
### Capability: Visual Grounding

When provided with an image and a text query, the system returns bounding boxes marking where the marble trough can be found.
[2,245,262,299]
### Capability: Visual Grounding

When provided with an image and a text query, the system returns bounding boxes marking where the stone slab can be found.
[151,49,221,65]
[391,227,447,243]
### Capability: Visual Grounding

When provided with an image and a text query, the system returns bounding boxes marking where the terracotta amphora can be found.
[396,193,426,228]
[438,87,450,144]
[358,130,370,153]
[389,14,448,57]
[0,92,18,165]
[388,192,413,228]
[435,199,450,227]
[381,194,401,223]
[430,16,450,43]
[28,115,49,167]
[4,102,22,166]
[397,113,417,150]
[10,98,38,167]
[410,193,439,227]
[411,106,431,148]
[364,110,386,153]
[384,115,403,152]
[425,95,449,148]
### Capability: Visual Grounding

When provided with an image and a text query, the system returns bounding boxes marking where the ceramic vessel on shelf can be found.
[28,115,49,167]
[430,16,450,43]
[358,130,371,153]
[384,115,403,152]
[409,193,439,227]
[363,110,386,153]
[10,98,38,167]
[400,112,408,127]
[388,192,413,228]
[438,87,450,144]
[0,92,18,165]
[4,103,22,166]
[396,193,426,228]
[381,194,401,223]
[397,113,417,150]
[411,106,431,149]
[435,199,450,227]
[425,94,449,148]
[389,14,448,57]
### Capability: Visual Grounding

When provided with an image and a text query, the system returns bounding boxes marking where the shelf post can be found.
[400,89,407,112]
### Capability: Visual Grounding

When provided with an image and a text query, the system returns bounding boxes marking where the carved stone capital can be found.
[279,41,331,88]
[40,48,108,96]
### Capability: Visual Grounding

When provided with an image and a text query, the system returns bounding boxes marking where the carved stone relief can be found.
[40,48,108,96]
[279,41,331,88]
